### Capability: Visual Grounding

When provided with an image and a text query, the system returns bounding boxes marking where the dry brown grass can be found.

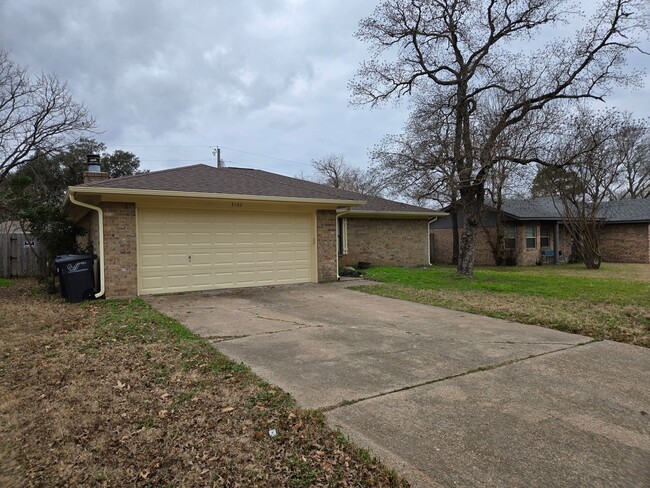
[357,284,650,347]
[507,263,650,282]
[0,280,407,487]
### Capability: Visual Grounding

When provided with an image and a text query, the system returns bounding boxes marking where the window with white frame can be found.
[525,225,536,249]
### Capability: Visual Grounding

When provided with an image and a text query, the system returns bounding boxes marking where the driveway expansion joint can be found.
[254,324,324,336]
[248,311,325,328]
[491,341,583,345]
[207,335,248,343]
[319,339,596,413]
[213,324,324,342]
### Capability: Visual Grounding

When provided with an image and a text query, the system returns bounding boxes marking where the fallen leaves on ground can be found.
[0,279,407,487]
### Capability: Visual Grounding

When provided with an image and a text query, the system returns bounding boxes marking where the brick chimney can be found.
[83,154,109,184]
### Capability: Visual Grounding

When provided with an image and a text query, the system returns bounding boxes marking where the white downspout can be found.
[69,192,105,298]
[336,207,352,280]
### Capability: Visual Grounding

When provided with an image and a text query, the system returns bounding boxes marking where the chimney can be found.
[83,154,110,184]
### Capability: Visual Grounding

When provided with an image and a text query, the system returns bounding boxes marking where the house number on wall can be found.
[231,201,243,208]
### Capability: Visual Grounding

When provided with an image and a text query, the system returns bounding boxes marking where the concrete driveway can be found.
[147,282,650,487]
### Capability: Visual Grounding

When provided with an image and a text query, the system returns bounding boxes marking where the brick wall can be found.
[101,202,138,297]
[432,222,572,266]
[316,210,337,282]
[516,223,572,265]
[83,171,110,184]
[431,227,495,265]
[516,225,538,265]
[341,218,429,268]
[430,228,454,264]
[472,227,501,265]
[600,223,649,263]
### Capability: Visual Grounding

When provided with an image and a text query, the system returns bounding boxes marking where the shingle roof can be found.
[76,164,441,215]
[501,197,561,220]
[500,196,650,223]
[348,194,439,214]
[80,164,363,201]
[600,198,650,223]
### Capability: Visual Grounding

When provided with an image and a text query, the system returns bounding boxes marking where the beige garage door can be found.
[138,207,313,295]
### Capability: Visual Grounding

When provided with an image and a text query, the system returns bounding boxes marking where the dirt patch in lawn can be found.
[0,280,407,487]
[355,284,650,347]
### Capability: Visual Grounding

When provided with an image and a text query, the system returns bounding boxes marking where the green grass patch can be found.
[358,265,649,347]
[363,265,649,307]
[287,455,323,487]
[0,278,12,288]
[92,298,200,343]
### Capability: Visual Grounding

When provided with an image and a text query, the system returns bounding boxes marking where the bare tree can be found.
[542,107,623,269]
[0,49,96,181]
[307,154,385,196]
[351,0,647,276]
[611,115,649,199]
[372,94,461,261]
[534,110,650,201]
[373,92,538,265]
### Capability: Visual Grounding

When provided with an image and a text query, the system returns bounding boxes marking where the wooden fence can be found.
[0,233,47,278]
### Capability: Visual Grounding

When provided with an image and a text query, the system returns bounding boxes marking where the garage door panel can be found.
[257,232,274,245]
[256,251,274,264]
[190,274,213,286]
[190,233,213,246]
[295,250,309,261]
[190,252,213,264]
[213,252,234,263]
[140,232,164,245]
[276,232,293,244]
[166,253,189,266]
[138,208,313,295]
[215,271,234,280]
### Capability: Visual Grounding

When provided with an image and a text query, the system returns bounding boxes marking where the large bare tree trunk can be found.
[458,222,477,276]
[457,187,483,276]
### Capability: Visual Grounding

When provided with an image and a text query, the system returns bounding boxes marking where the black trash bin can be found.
[55,254,97,303]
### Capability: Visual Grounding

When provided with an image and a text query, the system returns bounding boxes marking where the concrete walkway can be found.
[147,283,650,487]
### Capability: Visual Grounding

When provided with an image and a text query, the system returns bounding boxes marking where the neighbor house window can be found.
[540,225,551,248]
[525,225,536,249]
[505,226,516,250]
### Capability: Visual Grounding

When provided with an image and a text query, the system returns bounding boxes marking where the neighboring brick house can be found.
[338,195,443,268]
[65,163,444,298]
[430,197,650,266]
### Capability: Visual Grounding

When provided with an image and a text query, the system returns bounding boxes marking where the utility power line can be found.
[110,143,313,168]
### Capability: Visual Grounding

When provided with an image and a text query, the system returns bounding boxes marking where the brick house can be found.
[430,197,650,266]
[65,163,444,298]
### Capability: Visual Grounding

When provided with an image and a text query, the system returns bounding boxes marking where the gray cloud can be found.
[1,0,648,176]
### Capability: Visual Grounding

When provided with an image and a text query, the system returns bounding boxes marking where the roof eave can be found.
[605,219,650,224]
[66,185,366,207]
[506,216,563,221]
[347,209,448,219]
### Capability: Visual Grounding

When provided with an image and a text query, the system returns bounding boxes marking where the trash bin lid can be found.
[54,254,97,264]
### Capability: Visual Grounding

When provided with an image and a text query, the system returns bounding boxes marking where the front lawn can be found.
[0,280,406,487]
[358,264,649,347]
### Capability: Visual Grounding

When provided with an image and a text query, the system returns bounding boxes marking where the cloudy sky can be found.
[1,0,648,178]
